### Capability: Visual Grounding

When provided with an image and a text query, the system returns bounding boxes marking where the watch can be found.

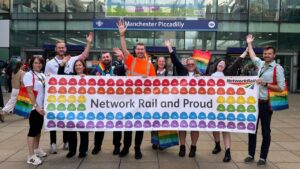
[264,82,268,87]
[33,103,38,108]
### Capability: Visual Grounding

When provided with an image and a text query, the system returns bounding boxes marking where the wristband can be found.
[264,82,268,87]
[33,103,38,108]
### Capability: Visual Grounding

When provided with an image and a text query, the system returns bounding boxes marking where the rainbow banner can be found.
[44,75,259,133]
[192,50,212,75]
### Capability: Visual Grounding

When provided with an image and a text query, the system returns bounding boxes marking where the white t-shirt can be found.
[44,55,80,75]
[188,72,194,77]
[211,71,224,77]
[23,71,46,108]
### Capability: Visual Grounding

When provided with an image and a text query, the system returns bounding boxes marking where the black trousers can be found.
[113,131,122,147]
[50,131,69,144]
[68,131,89,154]
[0,85,4,107]
[248,102,273,160]
[123,131,144,149]
[94,131,104,149]
[94,131,122,148]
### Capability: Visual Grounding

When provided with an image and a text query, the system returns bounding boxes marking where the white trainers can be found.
[63,143,69,150]
[27,154,42,166]
[34,149,47,158]
[50,143,57,154]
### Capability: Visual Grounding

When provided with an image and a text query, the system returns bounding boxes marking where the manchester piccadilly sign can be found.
[93,19,218,31]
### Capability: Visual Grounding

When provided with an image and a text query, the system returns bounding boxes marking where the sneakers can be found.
[244,155,254,163]
[50,143,57,154]
[34,149,47,158]
[212,141,221,154]
[257,158,266,166]
[179,145,186,157]
[63,143,69,150]
[27,154,42,166]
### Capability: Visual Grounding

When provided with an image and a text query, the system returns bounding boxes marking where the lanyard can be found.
[32,71,45,88]
[258,65,271,78]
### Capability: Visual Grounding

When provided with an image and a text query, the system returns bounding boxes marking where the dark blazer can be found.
[222,57,244,76]
[169,51,189,76]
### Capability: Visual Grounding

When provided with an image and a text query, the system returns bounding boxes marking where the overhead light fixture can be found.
[70,38,86,44]
[50,37,62,41]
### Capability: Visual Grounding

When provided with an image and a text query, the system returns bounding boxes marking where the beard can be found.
[103,61,111,67]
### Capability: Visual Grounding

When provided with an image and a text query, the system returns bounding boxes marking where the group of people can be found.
[0,20,285,167]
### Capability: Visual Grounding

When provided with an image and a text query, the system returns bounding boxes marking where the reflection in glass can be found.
[279,33,300,52]
[66,31,90,46]
[281,0,300,21]
[95,31,119,49]
[217,0,248,20]
[249,0,279,21]
[95,0,105,12]
[38,21,64,46]
[13,0,37,13]
[40,0,64,13]
[185,32,215,50]
[251,33,277,48]
[11,20,37,47]
[0,0,9,13]
[154,31,184,50]
[67,0,94,13]
[217,32,247,50]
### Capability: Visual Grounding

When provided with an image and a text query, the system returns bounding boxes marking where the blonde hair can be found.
[56,40,65,45]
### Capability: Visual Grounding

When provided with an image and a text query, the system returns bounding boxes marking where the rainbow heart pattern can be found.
[45,75,258,133]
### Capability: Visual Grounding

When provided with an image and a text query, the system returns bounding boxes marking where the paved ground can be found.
[0,92,300,169]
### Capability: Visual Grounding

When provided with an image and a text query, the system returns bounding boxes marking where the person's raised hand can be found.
[164,39,172,47]
[117,19,127,36]
[246,34,254,44]
[113,48,124,59]
[62,55,71,65]
[86,32,94,44]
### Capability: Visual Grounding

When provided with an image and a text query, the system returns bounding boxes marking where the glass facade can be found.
[2,0,297,54]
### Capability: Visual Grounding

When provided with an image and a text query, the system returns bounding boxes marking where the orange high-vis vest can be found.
[125,54,156,76]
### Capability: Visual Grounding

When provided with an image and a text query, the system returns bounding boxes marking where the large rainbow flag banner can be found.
[192,50,212,75]
[44,75,259,133]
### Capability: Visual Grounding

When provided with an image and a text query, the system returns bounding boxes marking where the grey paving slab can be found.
[273,163,300,169]
[120,162,159,169]
[0,93,300,168]
[78,162,120,169]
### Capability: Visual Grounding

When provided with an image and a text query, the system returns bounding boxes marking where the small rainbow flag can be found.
[192,50,212,75]
[151,131,179,149]
[94,62,105,73]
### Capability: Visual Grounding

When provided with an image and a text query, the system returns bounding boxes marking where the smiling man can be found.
[244,34,285,166]
[116,19,156,160]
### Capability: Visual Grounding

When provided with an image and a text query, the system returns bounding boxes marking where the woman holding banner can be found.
[58,57,89,158]
[151,56,179,150]
[24,56,47,166]
[165,40,200,157]
[210,48,248,162]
